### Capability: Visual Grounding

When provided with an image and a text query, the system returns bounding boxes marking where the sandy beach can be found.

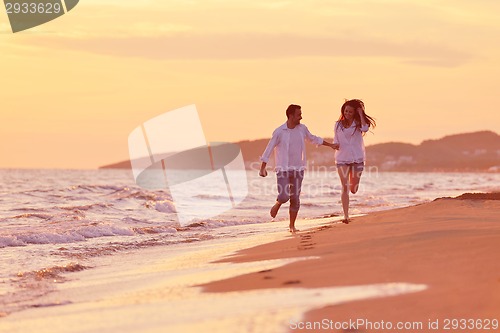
[1,194,499,333]
[203,194,500,332]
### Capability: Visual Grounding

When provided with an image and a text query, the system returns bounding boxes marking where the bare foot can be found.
[270,202,281,218]
[341,218,350,224]
[289,227,299,233]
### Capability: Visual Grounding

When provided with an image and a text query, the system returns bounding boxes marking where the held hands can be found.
[326,142,339,150]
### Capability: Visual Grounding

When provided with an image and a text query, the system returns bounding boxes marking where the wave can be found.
[16,263,88,282]
[151,200,176,213]
[107,187,172,202]
[354,196,392,207]
[196,217,268,228]
[58,203,114,212]
[11,213,53,220]
[193,194,228,200]
[6,211,87,223]
[8,207,49,213]
[301,202,326,208]
[2,263,88,316]
[0,223,178,248]
[412,182,435,191]
[23,185,173,202]
[132,226,177,234]
[67,184,128,192]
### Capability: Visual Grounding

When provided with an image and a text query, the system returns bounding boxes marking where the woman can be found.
[333,99,376,223]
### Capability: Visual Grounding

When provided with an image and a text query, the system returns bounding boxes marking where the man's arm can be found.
[259,130,279,177]
[259,162,268,177]
[303,125,338,149]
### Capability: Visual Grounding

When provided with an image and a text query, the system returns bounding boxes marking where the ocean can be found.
[1,168,499,316]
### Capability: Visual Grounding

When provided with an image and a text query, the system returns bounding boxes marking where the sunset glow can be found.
[1,0,499,168]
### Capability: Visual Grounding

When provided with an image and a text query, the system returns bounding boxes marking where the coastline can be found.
[1,194,499,332]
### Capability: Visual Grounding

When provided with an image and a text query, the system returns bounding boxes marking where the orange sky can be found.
[1,0,499,169]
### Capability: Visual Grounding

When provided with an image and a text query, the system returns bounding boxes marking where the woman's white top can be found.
[333,121,369,164]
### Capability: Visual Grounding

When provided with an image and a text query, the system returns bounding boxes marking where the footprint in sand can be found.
[318,225,334,231]
[297,233,316,250]
[283,280,301,285]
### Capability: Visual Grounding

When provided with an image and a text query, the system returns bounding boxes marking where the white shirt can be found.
[333,121,369,164]
[260,123,323,171]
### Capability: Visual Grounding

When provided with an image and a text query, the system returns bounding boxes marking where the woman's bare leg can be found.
[337,165,350,221]
[350,167,363,194]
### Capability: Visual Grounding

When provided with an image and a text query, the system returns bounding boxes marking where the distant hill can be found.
[100,131,500,172]
[367,131,500,171]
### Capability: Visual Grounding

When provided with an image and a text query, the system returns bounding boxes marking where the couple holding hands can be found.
[259,99,376,233]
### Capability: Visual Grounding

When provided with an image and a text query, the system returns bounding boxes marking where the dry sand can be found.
[202,195,500,332]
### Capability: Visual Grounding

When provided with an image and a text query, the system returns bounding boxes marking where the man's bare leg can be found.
[289,210,299,233]
[270,201,282,218]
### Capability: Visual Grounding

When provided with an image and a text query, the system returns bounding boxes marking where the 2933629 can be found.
[5,2,62,14]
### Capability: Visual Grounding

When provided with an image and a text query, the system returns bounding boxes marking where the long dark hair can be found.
[337,99,376,134]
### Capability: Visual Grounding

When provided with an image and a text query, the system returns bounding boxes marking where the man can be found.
[259,104,338,233]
